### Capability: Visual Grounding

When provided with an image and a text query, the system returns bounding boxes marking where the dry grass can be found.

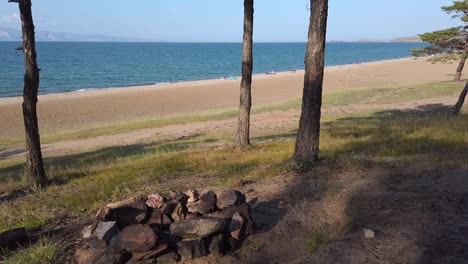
[0,82,466,262]
[1,238,60,264]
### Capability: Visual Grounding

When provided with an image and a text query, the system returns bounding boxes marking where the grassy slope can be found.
[0,82,467,262]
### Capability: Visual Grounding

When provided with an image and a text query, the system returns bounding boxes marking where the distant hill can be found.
[391,36,422,43]
[357,36,423,43]
[0,27,152,42]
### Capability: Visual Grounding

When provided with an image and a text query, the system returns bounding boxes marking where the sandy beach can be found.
[0,58,462,139]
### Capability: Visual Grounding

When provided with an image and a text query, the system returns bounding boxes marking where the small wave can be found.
[155,82,171,85]
[75,88,95,92]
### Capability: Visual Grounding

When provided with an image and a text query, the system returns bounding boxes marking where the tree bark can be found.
[454,41,468,81]
[17,0,47,185]
[454,55,466,81]
[236,0,254,148]
[454,80,468,114]
[294,0,329,166]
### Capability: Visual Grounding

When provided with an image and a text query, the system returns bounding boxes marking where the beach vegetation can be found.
[412,0,468,113]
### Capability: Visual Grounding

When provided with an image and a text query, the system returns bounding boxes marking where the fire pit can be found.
[75,189,254,263]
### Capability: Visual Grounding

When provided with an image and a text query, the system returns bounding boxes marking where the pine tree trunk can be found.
[454,41,468,81]
[454,55,466,81]
[294,0,329,166]
[17,0,47,185]
[236,0,254,148]
[453,80,468,114]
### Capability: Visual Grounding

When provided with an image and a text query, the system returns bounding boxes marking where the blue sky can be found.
[0,0,461,42]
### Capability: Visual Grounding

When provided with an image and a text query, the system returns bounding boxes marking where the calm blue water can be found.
[0,42,425,98]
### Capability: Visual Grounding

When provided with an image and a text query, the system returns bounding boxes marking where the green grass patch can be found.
[1,238,60,264]
[305,229,330,253]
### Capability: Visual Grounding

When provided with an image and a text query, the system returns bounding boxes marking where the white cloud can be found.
[0,13,21,25]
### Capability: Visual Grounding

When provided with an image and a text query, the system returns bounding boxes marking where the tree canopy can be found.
[412,1,468,66]
[412,27,466,62]
[441,0,468,20]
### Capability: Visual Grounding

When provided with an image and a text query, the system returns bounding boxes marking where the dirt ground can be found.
[185,160,468,264]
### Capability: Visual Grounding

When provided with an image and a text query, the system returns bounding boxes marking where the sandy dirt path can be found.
[0,95,458,160]
[0,58,461,139]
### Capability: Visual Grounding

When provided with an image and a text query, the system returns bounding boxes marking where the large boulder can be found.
[216,190,246,209]
[170,218,227,239]
[110,225,157,252]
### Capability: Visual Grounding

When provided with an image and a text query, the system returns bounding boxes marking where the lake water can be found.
[0,42,426,98]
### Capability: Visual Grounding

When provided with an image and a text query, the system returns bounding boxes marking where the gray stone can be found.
[169,191,189,203]
[208,204,254,236]
[146,193,166,209]
[74,247,106,264]
[147,210,172,227]
[81,224,94,239]
[93,221,119,244]
[103,197,148,229]
[364,228,375,239]
[171,202,187,222]
[185,190,199,203]
[130,243,168,261]
[229,212,245,240]
[216,190,246,209]
[156,251,180,264]
[170,218,227,239]
[208,234,225,257]
[177,238,208,261]
[110,224,157,252]
[186,191,217,214]
[95,252,131,264]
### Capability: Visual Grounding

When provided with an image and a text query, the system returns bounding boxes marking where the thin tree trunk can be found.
[294,0,329,166]
[454,80,468,114]
[16,0,47,185]
[454,41,468,81]
[454,56,466,81]
[236,0,254,148]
